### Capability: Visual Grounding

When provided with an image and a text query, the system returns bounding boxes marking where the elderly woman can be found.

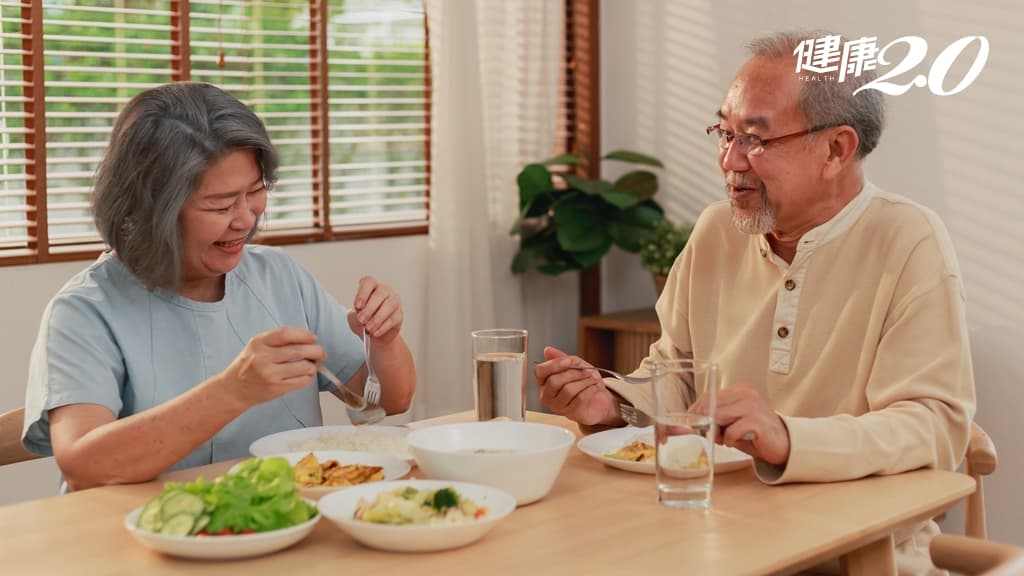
[22,82,416,491]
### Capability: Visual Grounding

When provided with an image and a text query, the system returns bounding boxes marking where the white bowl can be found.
[278,450,411,500]
[124,501,319,560]
[317,479,516,552]
[405,422,575,505]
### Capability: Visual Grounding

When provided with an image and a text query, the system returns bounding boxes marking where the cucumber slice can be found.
[137,498,164,532]
[160,492,204,521]
[159,513,195,537]
[192,514,210,535]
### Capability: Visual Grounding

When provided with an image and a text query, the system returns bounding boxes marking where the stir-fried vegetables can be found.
[356,486,487,525]
[136,456,317,536]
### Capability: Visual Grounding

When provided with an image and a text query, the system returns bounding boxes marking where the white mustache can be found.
[725,172,762,189]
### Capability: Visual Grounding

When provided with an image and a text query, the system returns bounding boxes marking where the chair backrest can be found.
[966,422,998,539]
[0,407,43,467]
[931,534,1024,576]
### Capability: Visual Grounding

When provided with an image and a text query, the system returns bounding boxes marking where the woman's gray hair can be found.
[746,29,886,158]
[91,82,279,290]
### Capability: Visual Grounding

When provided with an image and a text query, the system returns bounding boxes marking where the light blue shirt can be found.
[23,245,364,473]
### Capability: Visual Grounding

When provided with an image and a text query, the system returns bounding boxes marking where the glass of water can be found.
[651,358,720,508]
[471,329,527,422]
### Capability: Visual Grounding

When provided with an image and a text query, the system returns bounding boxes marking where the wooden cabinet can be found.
[577,308,660,373]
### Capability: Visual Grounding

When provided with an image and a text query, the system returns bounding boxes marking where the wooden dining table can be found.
[0,411,975,575]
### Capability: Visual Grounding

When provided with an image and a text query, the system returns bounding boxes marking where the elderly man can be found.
[535,30,975,575]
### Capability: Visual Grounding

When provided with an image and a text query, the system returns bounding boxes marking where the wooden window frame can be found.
[1,0,431,267]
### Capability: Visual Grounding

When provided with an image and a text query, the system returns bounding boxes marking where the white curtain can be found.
[415,0,573,419]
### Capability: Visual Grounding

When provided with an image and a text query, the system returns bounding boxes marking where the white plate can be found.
[278,450,411,500]
[124,502,319,560]
[576,426,752,474]
[317,479,516,553]
[249,425,412,461]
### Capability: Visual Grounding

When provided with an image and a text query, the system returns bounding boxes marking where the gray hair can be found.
[91,82,279,290]
[746,29,886,158]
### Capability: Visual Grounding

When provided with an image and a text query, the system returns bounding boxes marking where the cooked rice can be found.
[291,429,410,459]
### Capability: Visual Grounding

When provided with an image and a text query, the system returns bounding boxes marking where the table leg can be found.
[840,533,896,576]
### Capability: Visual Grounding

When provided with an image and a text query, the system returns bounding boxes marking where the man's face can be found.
[715,56,829,236]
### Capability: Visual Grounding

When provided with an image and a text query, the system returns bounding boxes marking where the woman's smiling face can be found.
[177,149,267,300]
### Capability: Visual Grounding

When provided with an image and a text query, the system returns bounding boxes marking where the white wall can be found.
[0,236,428,505]
[601,0,1024,545]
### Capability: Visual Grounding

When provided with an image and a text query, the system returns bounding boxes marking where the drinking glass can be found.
[471,329,527,422]
[651,358,720,508]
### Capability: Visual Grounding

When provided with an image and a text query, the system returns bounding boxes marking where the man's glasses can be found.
[705,123,830,156]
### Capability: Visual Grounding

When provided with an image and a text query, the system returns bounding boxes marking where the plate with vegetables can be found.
[317,479,517,552]
[124,456,320,560]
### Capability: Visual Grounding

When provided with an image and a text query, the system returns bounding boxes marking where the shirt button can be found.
[784,279,796,291]
[760,248,768,258]
[777,326,790,338]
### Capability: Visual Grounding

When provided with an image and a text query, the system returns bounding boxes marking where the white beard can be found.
[731,191,776,235]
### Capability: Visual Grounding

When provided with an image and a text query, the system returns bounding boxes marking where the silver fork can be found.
[618,403,654,427]
[589,366,652,384]
[362,328,382,405]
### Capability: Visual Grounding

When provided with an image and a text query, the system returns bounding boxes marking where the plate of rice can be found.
[249,425,413,462]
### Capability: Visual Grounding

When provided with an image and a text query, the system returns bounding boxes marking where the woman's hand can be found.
[347,275,404,344]
[222,326,325,408]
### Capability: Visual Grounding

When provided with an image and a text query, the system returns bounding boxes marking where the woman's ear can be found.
[822,125,860,179]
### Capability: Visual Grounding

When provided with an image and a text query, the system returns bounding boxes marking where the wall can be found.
[601,0,1023,544]
[0,236,427,505]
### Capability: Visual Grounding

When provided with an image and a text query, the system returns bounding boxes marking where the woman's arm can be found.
[49,327,324,490]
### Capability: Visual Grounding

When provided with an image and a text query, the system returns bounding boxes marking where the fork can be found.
[589,366,652,384]
[362,328,382,405]
[620,400,756,441]
[618,403,654,427]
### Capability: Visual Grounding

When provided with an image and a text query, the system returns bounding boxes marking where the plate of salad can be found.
[317,479,516,552]
[124,456,320,560]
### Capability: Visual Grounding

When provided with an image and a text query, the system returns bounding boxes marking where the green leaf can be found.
[608,204,665,252]
[517,164,553,209]
[570,236,613,268]
[612,170,659,202]
[509,194,553,235]
[538,261,575,275]
[563,174,613,196]
[542,153,581,166]
[599,189,640,209]
[554,201,609,252]
[602,150,664,168]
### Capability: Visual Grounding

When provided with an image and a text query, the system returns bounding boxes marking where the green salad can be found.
[136,456,317,537]
[355,486,487,525]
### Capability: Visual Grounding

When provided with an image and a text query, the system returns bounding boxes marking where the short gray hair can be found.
[746,29,886,158]
[92,82,279,290]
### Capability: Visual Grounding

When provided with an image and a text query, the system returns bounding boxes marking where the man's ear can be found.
[822,126,860,179]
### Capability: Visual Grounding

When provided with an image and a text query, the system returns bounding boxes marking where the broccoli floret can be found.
[430,487,459,511]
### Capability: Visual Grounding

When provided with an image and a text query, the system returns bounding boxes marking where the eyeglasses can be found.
[705,123,830,157]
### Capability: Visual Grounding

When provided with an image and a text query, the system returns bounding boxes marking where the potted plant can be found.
[640,218,691,296]
[510,150,666,275]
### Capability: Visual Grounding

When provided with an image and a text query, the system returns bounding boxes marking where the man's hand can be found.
[535,346,620,426]
[710,383,790,465]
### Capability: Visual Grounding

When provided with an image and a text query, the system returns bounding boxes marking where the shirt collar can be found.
[757,180,875,259]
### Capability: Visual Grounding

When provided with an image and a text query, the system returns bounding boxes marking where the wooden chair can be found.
[931,534,1024,576]
[0,407,43,467]
[966,422,998,539]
